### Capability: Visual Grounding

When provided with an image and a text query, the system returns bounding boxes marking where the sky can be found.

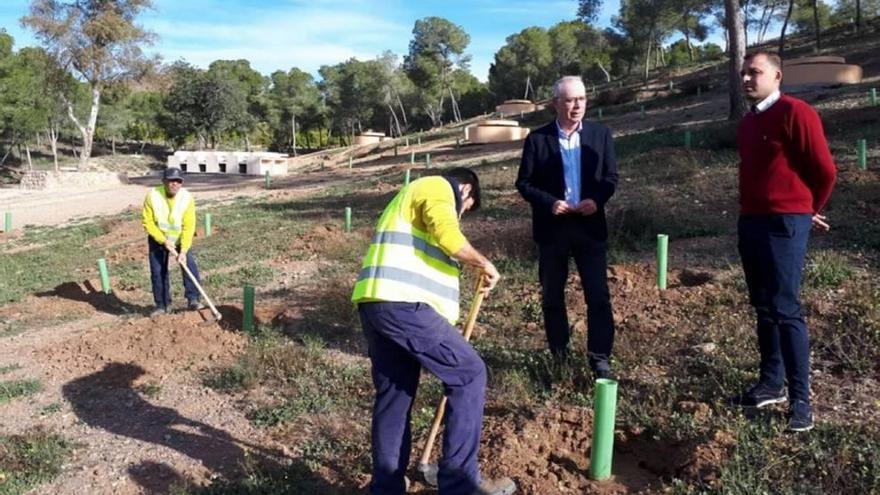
[0,0,725,82]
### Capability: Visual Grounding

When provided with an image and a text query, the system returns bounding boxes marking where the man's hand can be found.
[552,200,573,215]
[176,251,187,265]
[452,242,501,295]
[812,213,830,231]
[479,261,501,295]
[164,241,178,257]
[574,199,598,216]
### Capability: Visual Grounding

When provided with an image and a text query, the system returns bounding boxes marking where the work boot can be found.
[471,477,516,495]
[187,299,206,311]
[149,307,168,318]
[786,400,814,432]
[729,382,787,408]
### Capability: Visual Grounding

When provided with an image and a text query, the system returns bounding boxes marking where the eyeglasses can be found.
[166,179,183,184]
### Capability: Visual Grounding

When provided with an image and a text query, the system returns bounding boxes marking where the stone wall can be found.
[19,170,129,191]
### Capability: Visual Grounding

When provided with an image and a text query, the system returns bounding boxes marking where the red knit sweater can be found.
[737,93,837,215]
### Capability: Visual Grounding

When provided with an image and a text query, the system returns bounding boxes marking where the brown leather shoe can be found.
[472,477,516,495]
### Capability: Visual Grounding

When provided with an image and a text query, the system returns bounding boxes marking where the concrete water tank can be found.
[464,120,530,144]
[353,131,386,145]
[783,56,862,86]
[496,99,537,116]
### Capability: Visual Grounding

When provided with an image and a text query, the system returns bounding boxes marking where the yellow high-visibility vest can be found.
[352,182,461,323]
[147,186,192,245]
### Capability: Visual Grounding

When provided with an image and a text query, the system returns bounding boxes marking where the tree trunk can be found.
[63,88,96,171]
[25,143,33,170]
[244,134,251,152]
[742,0,750,47]
[596,61,611,82]
[779,0,795,54]
[291,113,297,156]
[759,3,777,43]
[111,136,116,155]
[0,143,13,166]
[79,85,101,170]
[726,0,749,120]
[524,75,532,100]
[395,94,409,129]
[449,86,461,122]
[757,4,769,43]
[48,124,59,172]
[856,0,861,33]
[644,38,653,82]
[812,0,821,52]
[683,16,695,61]
[388,103,402,137]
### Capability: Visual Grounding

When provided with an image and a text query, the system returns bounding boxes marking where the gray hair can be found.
[553,76,586,99]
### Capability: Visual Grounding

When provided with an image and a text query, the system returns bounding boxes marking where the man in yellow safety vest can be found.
[352,167,515,495]
[142,167,204,317]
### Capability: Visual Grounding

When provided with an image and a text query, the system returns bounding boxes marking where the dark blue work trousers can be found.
[738,214,812,403]
[538,234,615,372]
[147,237,201,309]
[358,302,487,495]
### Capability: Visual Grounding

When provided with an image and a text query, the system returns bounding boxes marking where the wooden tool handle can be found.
[418,276,486,467]
[178,258,223,321]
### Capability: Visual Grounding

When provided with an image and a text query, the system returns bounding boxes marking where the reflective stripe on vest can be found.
[149,186,191,245]
[352,178,461,323]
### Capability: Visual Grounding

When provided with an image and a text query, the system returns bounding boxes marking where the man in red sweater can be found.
[733,51,837,432]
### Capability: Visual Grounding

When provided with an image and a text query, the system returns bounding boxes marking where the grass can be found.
[204,331,370,429]
[0,221,110,303]
[719,421,880,494]
[0,429,74,495]
[614,120,738,160]
[135,382,162,399]
[39,403,62,416]
[0,365,20,376]
[0,380,42,404]
[804,250,854,290]
[812,283,880,373]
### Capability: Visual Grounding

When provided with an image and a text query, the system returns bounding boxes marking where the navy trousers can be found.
[538,234,615,372]
[147,237,201,309]
[359,302,487,495]
[738,214,812,403]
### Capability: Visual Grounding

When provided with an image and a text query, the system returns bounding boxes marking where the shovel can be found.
[417,276,487,485]
[177,256,223,325]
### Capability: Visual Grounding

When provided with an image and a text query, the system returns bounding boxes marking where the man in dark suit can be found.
[515,75,618,378]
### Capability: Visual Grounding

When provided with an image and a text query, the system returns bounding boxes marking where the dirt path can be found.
[0,161,389,230]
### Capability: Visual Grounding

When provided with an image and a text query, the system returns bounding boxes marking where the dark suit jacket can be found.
[515,120,618,244]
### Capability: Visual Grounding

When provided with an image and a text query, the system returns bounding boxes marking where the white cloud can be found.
[143,6,410,76]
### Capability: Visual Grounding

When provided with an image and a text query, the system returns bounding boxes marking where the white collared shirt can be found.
[753,90,781,114]
[555,120,582,205]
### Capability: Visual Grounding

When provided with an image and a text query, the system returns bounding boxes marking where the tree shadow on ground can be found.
[35,280,151,316]
[126,458,362,495]
[62,362,285,485]
[267,283,367,357]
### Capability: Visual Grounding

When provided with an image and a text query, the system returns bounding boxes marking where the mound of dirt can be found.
[606,264,715,334]
[476,405,729,493]
[477,406,670,493]
[40,310,246,378]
